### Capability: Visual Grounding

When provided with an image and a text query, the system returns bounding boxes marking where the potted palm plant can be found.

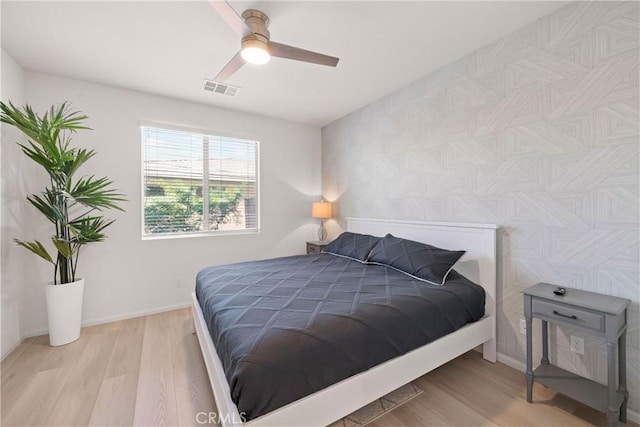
[1,101,125,346]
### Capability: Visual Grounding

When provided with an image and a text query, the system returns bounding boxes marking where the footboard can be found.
[192,292,495,427]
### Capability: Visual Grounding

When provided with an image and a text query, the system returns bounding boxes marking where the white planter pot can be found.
[45,278,85,346]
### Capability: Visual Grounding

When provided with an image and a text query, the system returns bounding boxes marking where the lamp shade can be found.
[311,201,332,219]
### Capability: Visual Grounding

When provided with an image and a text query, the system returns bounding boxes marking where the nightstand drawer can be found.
[306,241,329,254]
[532,299,604,332]
[307,244,321,254]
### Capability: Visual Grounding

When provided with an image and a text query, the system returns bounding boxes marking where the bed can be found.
[192,217,498,426]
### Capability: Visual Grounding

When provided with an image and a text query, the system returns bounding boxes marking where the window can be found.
[142,125,259,238]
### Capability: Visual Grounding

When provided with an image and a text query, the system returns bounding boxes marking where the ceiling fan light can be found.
[241,46,270,65]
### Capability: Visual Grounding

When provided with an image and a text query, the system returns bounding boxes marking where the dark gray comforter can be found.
[195,253,485,421]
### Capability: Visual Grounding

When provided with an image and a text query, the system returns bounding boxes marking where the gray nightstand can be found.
[306,241,328,254]
[523,283,631,426]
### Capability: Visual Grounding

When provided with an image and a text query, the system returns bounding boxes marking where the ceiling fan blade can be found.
[214,51,245,82]
[269,41,339,67]
[208,0,252,38]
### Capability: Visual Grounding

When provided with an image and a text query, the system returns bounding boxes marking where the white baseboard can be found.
[1,336,27,361]
[497,352,526,371]
[22,302,191,338]
[496,352,639,424]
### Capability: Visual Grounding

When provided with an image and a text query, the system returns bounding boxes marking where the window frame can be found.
[140,121,261,240]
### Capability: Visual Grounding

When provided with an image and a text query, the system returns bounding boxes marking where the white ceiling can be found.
[2,1,566,126]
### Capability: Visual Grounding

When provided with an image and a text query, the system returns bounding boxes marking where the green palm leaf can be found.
[27,193,64,224]
[70,216,114,244]
[67,176,126,210]
[14,239,54,264]
[52,237,74,260]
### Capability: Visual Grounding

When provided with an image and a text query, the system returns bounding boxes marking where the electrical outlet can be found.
[175,277,183,288]
[570,335,584,355]
[520,319,527,335]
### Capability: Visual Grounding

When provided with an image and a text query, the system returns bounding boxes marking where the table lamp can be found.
[311,200,332,241]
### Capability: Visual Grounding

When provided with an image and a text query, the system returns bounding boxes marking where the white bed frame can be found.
[191,218,498,427]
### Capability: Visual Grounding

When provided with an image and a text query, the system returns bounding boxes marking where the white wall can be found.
[16,72,321,336]
[1,49,31,358]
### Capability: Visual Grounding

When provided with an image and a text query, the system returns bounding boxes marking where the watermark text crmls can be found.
[196,411,248,425]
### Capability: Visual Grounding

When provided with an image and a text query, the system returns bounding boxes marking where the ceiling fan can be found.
[208,0,340,83]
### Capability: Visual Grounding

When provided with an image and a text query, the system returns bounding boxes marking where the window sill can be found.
[142,228,260,241]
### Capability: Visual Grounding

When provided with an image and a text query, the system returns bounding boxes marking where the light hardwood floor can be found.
[1,308,634,426]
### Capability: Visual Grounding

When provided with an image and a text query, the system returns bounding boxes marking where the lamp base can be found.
[317,221,327,241]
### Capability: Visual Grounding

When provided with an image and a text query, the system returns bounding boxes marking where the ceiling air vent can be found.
[203,79,240,96]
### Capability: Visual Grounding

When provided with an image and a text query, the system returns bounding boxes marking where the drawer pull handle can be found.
[553,310,577,320]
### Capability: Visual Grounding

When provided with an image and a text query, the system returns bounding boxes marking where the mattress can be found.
[195,253,485,421]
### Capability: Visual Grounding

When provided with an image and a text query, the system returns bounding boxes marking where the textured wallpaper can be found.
[322,1,639,413]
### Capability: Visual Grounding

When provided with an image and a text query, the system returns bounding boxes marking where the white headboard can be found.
[347,218,498,322]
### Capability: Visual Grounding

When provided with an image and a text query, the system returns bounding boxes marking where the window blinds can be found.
[142,126,259,237]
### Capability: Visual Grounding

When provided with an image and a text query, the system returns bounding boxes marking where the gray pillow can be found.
[367,234,465,285]
[322,232,381,263]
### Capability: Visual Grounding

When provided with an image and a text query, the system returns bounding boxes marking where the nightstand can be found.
[306,241,328,254]
[523,283,631,426]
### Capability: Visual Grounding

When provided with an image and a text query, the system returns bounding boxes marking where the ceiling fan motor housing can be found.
[241,9,270,46]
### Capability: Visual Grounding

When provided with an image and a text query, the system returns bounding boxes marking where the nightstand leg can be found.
[541,320,549,365]
[606,341,619,427]
[619,332,628,423]
[525,316,533,403]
